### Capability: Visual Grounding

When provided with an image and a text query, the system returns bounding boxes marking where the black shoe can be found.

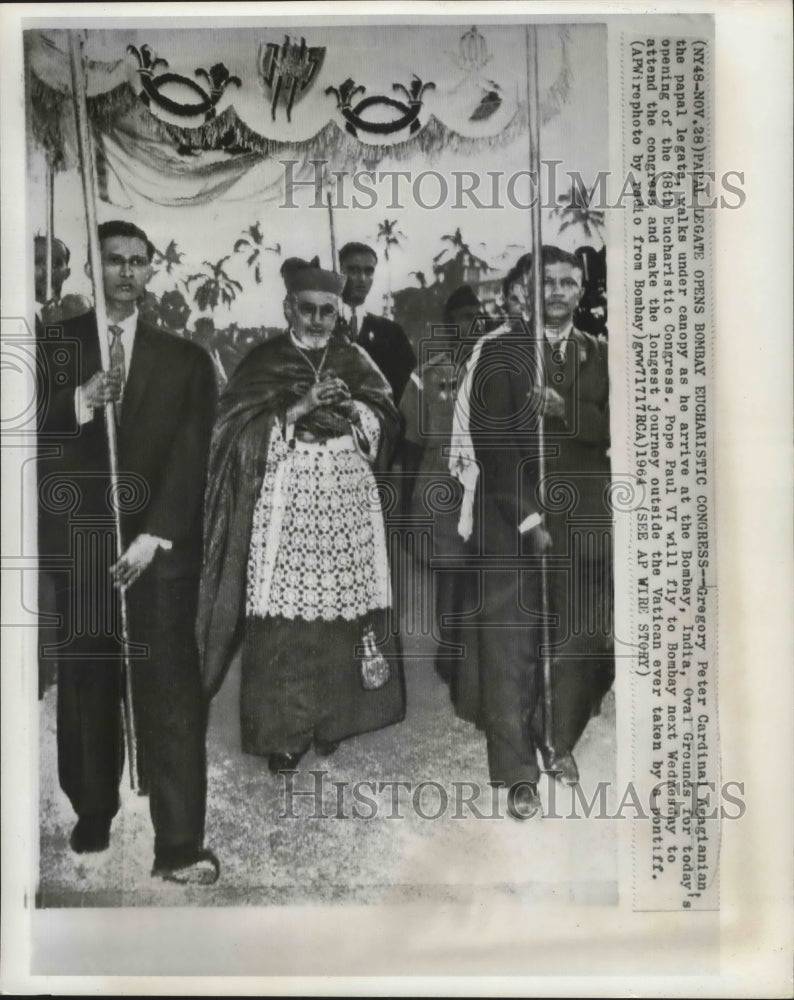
[69,814,112,854]
[152,848,220,886]
[314,739,339,757]
[540,747,580,786]
[268,751,304,774]
[507,782,541,820]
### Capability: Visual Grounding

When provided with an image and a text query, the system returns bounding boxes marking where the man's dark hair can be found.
[97,220,155,261]
[444,284,481,317]
[338,242,378,266]
[542,244,583,272]
[514,251,533,274]
[503,245,584,298]
[503,263,529,299]
[34,235,70,264]
[502,252,532,298]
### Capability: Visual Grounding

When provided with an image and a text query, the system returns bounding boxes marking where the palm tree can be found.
[185,256,243,312]
[434,227,489,268]
[376,218,406,263]
[375,219,406,316]
[152,239,184,276]
[437,226,470,261]
[233,222,281,285]
[552,182,606,244]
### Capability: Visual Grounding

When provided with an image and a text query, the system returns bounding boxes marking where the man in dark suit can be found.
[38,220,219,884]
[460,266,550,819]
[337,241,416,404]
[35,235,73,699]
[457,246,612,818]
[529,246,613,784]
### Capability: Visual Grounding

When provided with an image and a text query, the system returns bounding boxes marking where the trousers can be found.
[55,568,207,857]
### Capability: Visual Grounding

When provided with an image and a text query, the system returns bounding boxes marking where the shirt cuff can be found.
[74,387,94,426]
[518,512,542,534]
[140,533,173,551]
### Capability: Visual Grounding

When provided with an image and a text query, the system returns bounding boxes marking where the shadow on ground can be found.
[38,544,617,908]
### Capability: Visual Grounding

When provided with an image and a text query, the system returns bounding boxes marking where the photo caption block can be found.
[622,31,721,911]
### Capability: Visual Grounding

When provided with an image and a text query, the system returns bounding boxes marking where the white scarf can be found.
[447,321,512,541]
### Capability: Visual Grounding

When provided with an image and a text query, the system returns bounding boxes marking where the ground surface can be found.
[38,549,617,909]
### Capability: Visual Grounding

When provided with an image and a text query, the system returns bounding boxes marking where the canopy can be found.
[27,25,573,206]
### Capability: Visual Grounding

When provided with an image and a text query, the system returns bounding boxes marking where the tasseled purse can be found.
[359,625,390,690]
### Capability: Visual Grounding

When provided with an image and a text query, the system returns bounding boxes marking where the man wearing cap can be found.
[337,241,416,404]
[38,219,219,884]
[198,261,405,774]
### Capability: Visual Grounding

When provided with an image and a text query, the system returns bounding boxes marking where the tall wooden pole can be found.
[327,193,338,270]
[67,30,139,792]
[45,162,54,302]
[526,25,554,753]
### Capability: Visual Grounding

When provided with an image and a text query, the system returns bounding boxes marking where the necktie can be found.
[350,308,359,340]
[109,324,125,414]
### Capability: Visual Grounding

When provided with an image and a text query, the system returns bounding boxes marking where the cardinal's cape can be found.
[197,331,400,696]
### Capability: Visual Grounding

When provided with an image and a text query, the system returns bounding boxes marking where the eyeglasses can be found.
[296,302,338,320]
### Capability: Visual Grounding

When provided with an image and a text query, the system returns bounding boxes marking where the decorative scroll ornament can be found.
[257,36,325,122]
[325,75,436,138]
[127,44,241,121]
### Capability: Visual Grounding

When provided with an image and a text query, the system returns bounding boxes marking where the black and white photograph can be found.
[29,16,618,908]
[1,2,791,993]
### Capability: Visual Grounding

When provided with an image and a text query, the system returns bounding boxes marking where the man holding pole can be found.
[38,220,219,884]
[449,246,612,818]
[528,245,613,782]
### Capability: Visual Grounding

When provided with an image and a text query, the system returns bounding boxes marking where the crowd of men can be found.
[35,220,613,885]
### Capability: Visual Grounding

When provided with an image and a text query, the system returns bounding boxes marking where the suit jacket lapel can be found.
[119,320,157,434]
[82,313,103,380]
[357,312,373,347]
[570,326,591,365]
